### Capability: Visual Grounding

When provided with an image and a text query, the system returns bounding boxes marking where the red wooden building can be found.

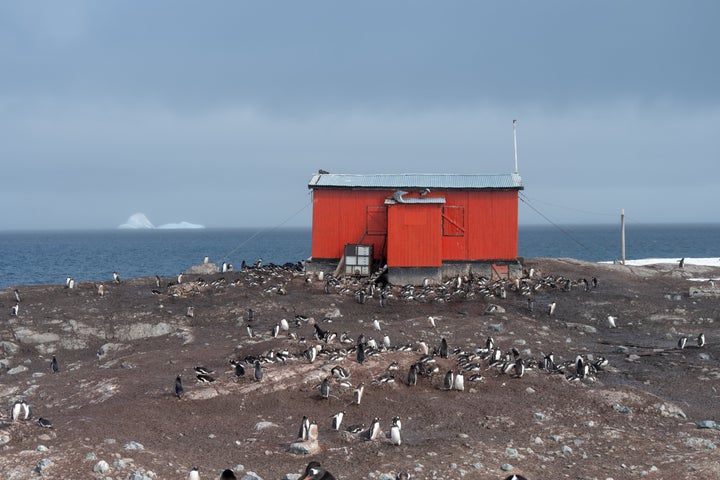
[307,172,524,284]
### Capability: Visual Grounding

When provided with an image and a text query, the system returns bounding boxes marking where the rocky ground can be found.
[1,258,719,480]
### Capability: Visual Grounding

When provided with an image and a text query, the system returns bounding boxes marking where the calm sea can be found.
[0,224,718,289]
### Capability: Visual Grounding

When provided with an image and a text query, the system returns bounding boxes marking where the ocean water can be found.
[0,224,718,289]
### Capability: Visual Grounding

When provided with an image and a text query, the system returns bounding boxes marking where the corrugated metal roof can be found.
[308,173,523,190]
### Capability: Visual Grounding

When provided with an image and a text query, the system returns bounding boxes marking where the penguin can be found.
[390,415,401,430]
[443,370,454,390]
[298,415,310,441]
[382,334,391,349]
[453,370,465,391]
[272,323,280,338]
[356,342,366,364]
[514,358,525,378]
[307,420,319,441]
[219,469,237,480]
[396,473,411,480]
[331,411,344,431]
[68,278,75,289]
[155,275,161,288]
[698,333,706,347]
[222,262,229,273]
[11,401,23,422]
[50,355,59,373]
[679,257,685,268]
[389,423,401,446]
[320,377,330,399]
[527,297,534,312]
[373,319,381,331]
[98,283,106,297]
[187,466,200,480]
[177,274,183,284]
[607,315,617,328]
[302,461,336,480]
[253,360,263,382]
[504,476,528,480]
[175,375,184,399]
[230,360,245,378]
[548,302,556,316]
[428,316,437,328]
[11,303,19,316]
[678,336,688,350]
[439,337,448,359]
[353,383,364,405]
[417,341,429,355]
[304,347,317,363]
[407,363,418,386]
[280,318,290,331]
[113,271,121,283]
[246,324,254,338]
[14,288,21,302]
[186,306,195,318]
[194,366,214,375]
[367,417,381,440]
[196,373,216,383]
[20,400,31,420]
[37,417,52,428]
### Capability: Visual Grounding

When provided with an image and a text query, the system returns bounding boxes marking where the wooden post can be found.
[621,209,626,265]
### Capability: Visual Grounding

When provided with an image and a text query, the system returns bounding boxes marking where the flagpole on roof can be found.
[512,119,519,174]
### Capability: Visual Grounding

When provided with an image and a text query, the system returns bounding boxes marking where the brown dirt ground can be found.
[1,258,720,480]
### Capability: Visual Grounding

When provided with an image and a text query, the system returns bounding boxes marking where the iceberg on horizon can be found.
[157,221,205,229]
[119,213,155,229]
[118,213,205,229]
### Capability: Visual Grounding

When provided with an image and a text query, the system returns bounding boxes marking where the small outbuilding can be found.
[307,172,524,284]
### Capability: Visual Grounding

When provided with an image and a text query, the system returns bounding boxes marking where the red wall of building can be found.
[311,188,519,264]
[311,189,389,260]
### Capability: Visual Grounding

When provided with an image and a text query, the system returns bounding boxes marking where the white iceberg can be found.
[119,213,155,229]
[118,213,205,229]
[157,221,205,229]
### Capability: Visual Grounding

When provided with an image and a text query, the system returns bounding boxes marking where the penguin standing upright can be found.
[698,333,706,347]
[389,421,401,446]
[439,337,448,359]
[175,375,184,399]
[353,383,365,405]
[453,370,465,391]
[187,466,200,480]
[678,336,688,349]
[11,303,19,316]
[330,411,344,430]
[254,360,264,382]
[307,420,319,441]
[113,271,121,283]
[14,289,21,302]
[50,356,59,373]
[443,370,454,390]
[407,363,418,386]
[356,342,366,364]
[11,401,23,422]
[320,377,330,399]
[367,417,381,440]
[298,415,310,441]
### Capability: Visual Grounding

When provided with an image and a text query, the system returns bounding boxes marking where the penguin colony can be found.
[10,261,699,479]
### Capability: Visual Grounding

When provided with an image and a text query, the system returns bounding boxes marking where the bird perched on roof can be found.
[302,461,336,480]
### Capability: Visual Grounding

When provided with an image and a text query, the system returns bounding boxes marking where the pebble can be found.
[697,420,717,429]
[505,448,518,457]
[612,403,633,414]
[0,435,11,446]
[501,463,514,471]
[255,421,278,430]
[584,420,595,427]
[86,452,97,460]
[94,460,110,473]
[488,324,504,332]
[35,459,53,474]
[698,353,711,360]
[533,412,546,420]
[240,472,263,480]
[124,441,145,450]
[525,387,536,394]
[549,435,562,442]
[36,445,49,452]
[562,445,573,455]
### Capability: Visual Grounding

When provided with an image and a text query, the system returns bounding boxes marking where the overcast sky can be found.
[1,1,718,230]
